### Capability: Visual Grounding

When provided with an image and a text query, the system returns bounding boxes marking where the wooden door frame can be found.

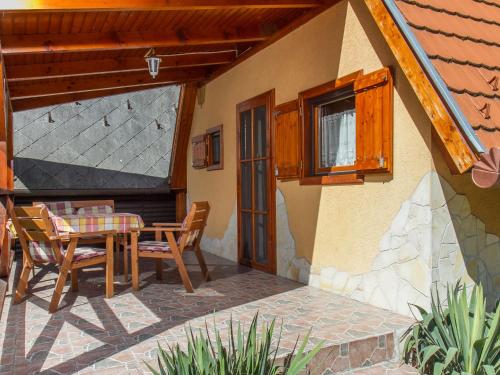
[236,89,276,274]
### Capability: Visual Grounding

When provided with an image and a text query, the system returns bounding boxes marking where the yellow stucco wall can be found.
[187,0,438,274]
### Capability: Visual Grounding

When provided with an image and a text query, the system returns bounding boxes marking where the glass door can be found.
[237,91,275,273]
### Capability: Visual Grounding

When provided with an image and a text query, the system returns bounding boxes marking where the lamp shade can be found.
[145,55,161,79]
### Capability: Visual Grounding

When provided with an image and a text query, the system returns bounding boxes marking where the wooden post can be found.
[176,191,187,222]
[0,46,13,279]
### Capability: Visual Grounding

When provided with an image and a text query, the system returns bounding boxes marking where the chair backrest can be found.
[179,201,210,249]
[32,200,115,216]
[11,206,63,264]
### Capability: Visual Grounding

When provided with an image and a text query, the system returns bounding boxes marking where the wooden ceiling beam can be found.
[11,85,173,111]
[1,0,323,12]
[8,68,209,99]
[1,27,267,55]
[6,51,236,81]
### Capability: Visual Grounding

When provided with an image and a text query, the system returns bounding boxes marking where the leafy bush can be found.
[146,313,322,375]
[402,283,499,375]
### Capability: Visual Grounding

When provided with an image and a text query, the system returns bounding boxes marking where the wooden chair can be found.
[11,205,115,313]
[131,201,210,293]
[33,200,127,278]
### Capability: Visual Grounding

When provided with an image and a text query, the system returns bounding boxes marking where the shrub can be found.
[146,312,323,375]
[402,283,499,375]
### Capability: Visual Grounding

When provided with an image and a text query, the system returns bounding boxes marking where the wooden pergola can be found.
[0,0,338,283]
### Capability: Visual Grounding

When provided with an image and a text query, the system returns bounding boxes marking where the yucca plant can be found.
[402,282,499,375]
[146,312,323,375]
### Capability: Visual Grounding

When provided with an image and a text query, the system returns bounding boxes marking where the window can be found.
[207,125,223,170]
[273,68,393,185]
[310,86,356,174]
[191,124,224,171]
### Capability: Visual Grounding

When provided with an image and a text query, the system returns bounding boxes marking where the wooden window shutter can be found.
[354,67,393,173]
[273,100,301,180]
[191,134,207,169]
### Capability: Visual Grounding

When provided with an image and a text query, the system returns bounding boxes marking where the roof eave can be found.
[382,0,486,155]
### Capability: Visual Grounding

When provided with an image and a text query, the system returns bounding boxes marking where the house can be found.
[184,0,500,315]
[0,0,498,320]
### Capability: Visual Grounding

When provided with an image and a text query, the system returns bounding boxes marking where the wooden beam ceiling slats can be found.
[1,27,267,54]
[1,1,323,12]
[9,68,210,99]
[7,51,235,81]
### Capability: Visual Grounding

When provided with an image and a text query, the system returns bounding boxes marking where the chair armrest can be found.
[152,222,183,227]
[140,227,183,232]
[69,230,116,238]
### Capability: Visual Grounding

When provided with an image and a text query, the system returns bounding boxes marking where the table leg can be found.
[123,234,129,282]
[131,231,139,290]
[106,234,114,298]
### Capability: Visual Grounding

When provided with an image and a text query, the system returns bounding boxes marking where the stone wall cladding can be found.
[198,172,499,316]
[13,86,180,190]
[301,172,499,315]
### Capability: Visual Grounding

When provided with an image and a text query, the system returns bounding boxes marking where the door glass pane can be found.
[254,160,267,211]
[242,212,253,260]
[240,110,252,160]
[253,105,267,158]
[241,162,252,210]
[255,214,268,263]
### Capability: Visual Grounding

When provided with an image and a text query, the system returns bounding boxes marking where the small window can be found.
[294,68,393,185]
[207,125,223,170]
[310,88,356,175]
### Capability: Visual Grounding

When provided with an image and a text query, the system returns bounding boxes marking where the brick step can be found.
[332,361,418,375]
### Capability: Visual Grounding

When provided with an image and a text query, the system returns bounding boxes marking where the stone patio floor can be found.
[0,252,415,374]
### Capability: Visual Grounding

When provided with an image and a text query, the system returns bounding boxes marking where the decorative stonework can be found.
[276,189,298,278]
[200,205,238,262]
[288,172,499,316]
[198,172,499,316]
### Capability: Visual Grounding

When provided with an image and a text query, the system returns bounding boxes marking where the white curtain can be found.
[320,108,356,167]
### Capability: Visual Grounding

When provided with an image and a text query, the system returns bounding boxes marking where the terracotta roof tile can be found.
[395,0,500,150]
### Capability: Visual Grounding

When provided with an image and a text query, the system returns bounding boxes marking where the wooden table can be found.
[54,213,145,282]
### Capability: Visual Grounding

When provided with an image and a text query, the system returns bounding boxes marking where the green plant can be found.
[146,312,323,375]
[402,282,499,375]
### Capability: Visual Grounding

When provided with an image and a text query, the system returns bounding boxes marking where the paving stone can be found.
[0,252,412,374]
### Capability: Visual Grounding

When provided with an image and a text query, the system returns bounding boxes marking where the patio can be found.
[0,251,414,374]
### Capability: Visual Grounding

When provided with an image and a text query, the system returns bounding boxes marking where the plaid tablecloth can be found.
[53,213,144,234]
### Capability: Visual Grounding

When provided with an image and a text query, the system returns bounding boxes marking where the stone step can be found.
[333,361,418,375]
[297,331,408,374]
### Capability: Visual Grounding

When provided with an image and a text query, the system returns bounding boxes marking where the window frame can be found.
[206,124,223,171]
[310,87,357,175]
[299,70,363,184]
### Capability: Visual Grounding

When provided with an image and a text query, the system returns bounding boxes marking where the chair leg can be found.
[167,233,193,293]
[194,246,210,281]
[49,264,71,313]
[71,269,79,292]
[14,261,32,304]
[155,259,163,281]
[114,235,121,274]
[131,231,139,291]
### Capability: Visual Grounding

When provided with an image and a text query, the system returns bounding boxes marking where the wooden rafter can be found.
[7,51,236,81]
[1,28,267,55]
[1,0,323,12]
[8,68,208,99]
[364,0,477,173]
